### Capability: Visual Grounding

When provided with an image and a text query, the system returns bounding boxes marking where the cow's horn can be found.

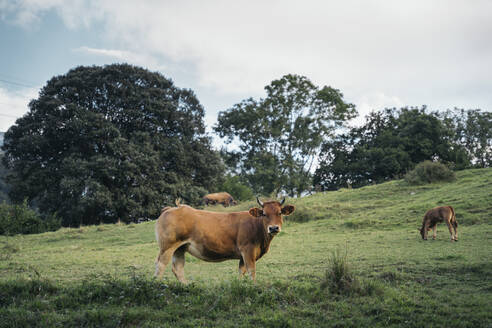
[280,197,285,205]
[256,197,264,207]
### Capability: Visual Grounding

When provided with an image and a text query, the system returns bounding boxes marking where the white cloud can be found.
[0,0,102,29]
[3,0,492,114]
[357,93,405,119]
[0,87,38,131]
[74,46,166,71]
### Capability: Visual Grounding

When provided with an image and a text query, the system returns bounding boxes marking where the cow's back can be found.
[156,205,248,245]
[205,192,232,200]
[424,206,453,224]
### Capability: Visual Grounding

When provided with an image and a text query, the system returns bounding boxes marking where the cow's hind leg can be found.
[155,245,179,279]
[445,220,455,242]
[172,245,188,284]
[453,220,458,241]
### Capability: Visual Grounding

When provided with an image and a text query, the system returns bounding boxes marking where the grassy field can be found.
[0,168,491,327]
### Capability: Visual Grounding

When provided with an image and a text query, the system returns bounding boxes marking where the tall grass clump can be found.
[0,240,19,260]
[321,248,384,297]
[321,248,360,295]
[404,161,456,185]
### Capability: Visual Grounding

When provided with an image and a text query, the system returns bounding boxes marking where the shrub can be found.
[404,161,456,185]
[44,212,62,232]
[0,200,61,235]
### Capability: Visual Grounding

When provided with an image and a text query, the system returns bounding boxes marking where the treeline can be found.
[314,107,491,190]
[1,64,491,232]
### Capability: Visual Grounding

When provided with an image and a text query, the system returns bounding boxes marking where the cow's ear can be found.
[249,208,264,217]
[281,205,295,215]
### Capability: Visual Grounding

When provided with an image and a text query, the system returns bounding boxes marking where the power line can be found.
[0,101,28,110]
[0,78,36,88]
[0,113,20,118]
[0,73,38,86]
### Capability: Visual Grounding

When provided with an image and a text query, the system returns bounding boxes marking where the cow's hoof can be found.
[454,239,458,242]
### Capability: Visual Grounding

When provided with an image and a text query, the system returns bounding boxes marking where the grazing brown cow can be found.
[154,197,295,282]
[202,192,237,207]
[419,206,458,242]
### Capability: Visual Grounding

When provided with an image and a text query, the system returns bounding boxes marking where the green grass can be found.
[1,168,491,327]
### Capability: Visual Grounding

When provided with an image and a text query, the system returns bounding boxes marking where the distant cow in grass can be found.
[419,206,458,242]
[203,192,237,207]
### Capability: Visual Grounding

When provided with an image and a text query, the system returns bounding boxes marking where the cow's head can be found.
[418,226,432,240]
[249,197,295,235]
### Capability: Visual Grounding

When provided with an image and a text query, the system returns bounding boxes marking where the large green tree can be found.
[215,74,356,197]
[2,64,223,226]
[314,107,470,190]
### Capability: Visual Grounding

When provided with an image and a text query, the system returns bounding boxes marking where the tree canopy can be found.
[439,108,492,168]
[2,64,224,226]
[215,74,356,197]
[313,107,472,190]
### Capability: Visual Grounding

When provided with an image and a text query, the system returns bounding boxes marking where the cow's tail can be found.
[155,223,160,246]
[449,206,457,227]
[156,206,173,246]
[154,222,162,276]
[161,206,172,213]
[160,197,183,214]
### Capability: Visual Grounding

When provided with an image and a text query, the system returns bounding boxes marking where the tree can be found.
[0,152,10,203]
[314,107,470,190]
[215,74,356,197]
[2,64,224,226]
[219,174,254,201]
[440,109,492,168]
[463,110,492,167]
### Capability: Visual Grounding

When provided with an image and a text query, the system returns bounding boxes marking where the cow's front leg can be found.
[238,258,247,277]
[240,250,257,281]
[432,225,437,240]
[423,221,430,240]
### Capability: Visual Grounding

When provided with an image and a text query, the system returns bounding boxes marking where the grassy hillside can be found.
[1,168,491,327]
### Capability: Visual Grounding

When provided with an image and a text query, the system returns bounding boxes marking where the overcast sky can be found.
[1,0,491,142]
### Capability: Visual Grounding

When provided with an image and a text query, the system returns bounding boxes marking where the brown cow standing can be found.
[154,197,295,282]
[202,192,237,207]
[419,206,458,242]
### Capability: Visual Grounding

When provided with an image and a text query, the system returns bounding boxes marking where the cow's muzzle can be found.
[268,225,280,234]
